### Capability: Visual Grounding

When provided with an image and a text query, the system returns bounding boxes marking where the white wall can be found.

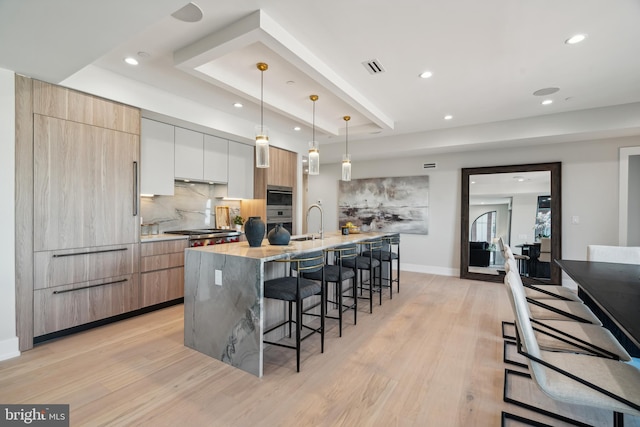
[307,135,640,279]
[0,68,19,360]
[628,155,640,245]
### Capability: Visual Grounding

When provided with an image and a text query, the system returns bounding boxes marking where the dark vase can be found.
[267,223,291,246]
[244,216,265,247]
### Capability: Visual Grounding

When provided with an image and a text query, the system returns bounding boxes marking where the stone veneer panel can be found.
[141,181,241,232]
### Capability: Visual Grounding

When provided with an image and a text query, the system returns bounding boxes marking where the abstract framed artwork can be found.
[338,175,429,235]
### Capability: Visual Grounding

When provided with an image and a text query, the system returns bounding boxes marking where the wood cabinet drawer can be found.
[33,274,139,336]
[34,244,139,290]
[141,253,184,272]
[141,239,188,256]
[140,267,184,308]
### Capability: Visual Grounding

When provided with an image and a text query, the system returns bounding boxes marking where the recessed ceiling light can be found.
[471,181,476,184]
[565,34,587,45]
[302,159,308,163]
[444,115,453,120]
[294,126,301,131]
[514,176,525,182]
[541,99,553,105]
[419,71,433,79]
[124,57,138,66]
[233,102,243,108]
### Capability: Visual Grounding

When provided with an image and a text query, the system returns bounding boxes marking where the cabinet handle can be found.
[52,247,128,258]
[133,161,139,216]
[53,278,128,294]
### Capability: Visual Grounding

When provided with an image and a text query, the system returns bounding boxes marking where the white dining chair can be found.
[504,270,640,427]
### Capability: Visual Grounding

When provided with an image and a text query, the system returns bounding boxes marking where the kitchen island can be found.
[183,231,390,377]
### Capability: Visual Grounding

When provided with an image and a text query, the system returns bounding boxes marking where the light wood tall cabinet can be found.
[250,146,298,230]
[254,146,297,199]
[16,77,141,349]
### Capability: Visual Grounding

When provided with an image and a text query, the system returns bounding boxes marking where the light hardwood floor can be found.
[1,272,636,426]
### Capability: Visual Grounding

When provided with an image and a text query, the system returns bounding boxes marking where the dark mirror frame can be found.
[460,162,562,284]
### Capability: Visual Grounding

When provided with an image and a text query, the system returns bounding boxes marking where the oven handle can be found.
[267,190,293,195]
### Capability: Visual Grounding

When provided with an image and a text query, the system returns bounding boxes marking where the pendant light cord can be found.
[312,99,316,142]
[260,69,264,134]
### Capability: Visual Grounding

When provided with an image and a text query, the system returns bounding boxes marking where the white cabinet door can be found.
[141,118,175,195]
[204,134,228,183]
[175,127,203,180]
[228,141,254,199]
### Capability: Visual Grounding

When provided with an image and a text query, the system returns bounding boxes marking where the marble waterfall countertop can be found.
[183,230,391,377]
[185,230,388,260]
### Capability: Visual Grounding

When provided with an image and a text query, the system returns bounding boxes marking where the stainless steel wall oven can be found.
[266,185,293,234]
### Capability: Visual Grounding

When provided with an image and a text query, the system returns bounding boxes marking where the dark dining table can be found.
[556,259,640,355]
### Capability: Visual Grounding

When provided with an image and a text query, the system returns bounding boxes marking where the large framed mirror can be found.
[461,162,562,284]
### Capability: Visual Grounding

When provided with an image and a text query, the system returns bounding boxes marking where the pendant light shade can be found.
[341,115,351,181]
[255,62,270,168]
[308,94,320,175]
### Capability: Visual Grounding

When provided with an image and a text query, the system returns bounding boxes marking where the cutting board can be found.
[215,206,230,228]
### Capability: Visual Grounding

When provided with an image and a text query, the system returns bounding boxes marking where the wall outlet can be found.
[215,270,222,286]
[571,216,580,224]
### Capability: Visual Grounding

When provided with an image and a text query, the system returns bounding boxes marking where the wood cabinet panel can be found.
[33,80,140,134]
[34,244,139,290]
[33,274,139,336]
[268,147,297,188]
[33,115,139,250]
[140,267,184,308]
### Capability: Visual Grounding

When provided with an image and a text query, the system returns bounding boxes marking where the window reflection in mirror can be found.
[462,164,561,284]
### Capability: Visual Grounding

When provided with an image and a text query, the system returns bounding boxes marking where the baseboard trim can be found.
[401,263,458,277]
[0,336,20,361]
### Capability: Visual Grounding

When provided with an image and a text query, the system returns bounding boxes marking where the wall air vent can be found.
[423,162,437,169]
[362,59,386,74]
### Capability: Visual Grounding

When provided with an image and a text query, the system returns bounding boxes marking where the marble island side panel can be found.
[184,249,265,377]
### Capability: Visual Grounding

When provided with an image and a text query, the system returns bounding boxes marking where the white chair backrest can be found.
[504,271,546,384]
[504,244,515,261]
[504,258,519,274]
[587,245,640,265]
[498,237,506,254]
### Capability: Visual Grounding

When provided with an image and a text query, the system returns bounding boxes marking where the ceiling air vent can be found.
[423,162,437,169]
[362,59,386,74]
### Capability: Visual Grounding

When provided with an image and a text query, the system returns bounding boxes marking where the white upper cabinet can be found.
[227,141,254,199]
[141,118,175,195]
[203,134,228,183]
[175,127,204,181]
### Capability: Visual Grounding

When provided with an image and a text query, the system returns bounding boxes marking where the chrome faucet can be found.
[306,202,324,240]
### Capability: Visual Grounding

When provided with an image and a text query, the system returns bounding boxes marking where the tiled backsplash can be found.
[140,181,241,232]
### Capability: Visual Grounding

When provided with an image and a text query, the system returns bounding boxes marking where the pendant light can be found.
[308,94,320,175]
[341,116,351,181]
[255,62,270,168]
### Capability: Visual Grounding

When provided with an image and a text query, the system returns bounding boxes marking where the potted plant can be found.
[233,215,245,231]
